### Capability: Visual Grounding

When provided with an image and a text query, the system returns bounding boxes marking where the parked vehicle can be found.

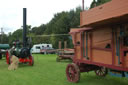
[31,44,53,54]
[6,8,34,66]
[0,44,10,59]
[56,49,74,62]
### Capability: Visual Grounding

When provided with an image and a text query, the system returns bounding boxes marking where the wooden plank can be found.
[92,49,112,65]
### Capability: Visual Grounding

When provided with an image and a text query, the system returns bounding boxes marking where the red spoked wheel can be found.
[6,51,11,64]
[28,55,34,66]
[95,67,107,77]
[66,63,80,83]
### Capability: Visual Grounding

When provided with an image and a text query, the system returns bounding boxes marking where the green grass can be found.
[0,54,128,85]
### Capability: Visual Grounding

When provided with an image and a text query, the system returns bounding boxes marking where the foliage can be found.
[8,28,23,44]
[31,24,46,35]
[0,34,9,44]
[90,0,97,9]
[30,7,82,48]
[7,25,31,45]
[90,0,111,9]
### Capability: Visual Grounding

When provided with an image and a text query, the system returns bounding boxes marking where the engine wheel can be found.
[95,67,107,77]
[66,63,80,83]
[29,55,34,66]
[6,51,11,64]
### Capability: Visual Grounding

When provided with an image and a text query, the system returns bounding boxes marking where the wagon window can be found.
[123,36,128,46]
[42,46,44,49]
[47,45,49,47]
[36,46,40,49]
[76,41,80,45]
[105,44,111,48]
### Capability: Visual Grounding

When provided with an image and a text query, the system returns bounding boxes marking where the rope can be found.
[29,34,70,37]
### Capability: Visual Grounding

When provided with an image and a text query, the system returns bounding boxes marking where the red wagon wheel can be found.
[66,63,80,83]
[6,51,11,64]
[28,55,34,66]
[95,67,107,77]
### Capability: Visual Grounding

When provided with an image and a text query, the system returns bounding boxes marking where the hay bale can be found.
[8,55,19,70]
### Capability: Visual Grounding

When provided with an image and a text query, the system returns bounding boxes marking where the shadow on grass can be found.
[56,60,72,63]
[45,58,72,63]
[0,58,6,61]
[18,63,34,68]
[0,64,8,69]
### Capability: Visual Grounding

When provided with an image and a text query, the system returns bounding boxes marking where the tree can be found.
[0,34,9,44]
[96,0,111,6]
[90,0,97,9]
[90,0,111,9]
[9,29,23,44]
[31,24,46,35]
[8,25,31,45]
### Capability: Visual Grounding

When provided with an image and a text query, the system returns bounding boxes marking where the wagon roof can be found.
[80,0,128,27]
[69,27,92,34]
[69,28,80,34]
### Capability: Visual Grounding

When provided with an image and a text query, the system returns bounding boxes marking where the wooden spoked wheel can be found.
[95,67,107,77]
[66,63,80,83]
[29,55,34,66]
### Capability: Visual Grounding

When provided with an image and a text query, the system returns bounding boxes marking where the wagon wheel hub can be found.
[95,67,107,77]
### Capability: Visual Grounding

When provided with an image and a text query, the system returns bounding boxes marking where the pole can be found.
[59,41,61,49]
[82,0,84,11]
[64,41,67,49]
[23,8,27,47]
[1,28,3,43]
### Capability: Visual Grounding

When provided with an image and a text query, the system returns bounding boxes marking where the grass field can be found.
[0,54,128,85]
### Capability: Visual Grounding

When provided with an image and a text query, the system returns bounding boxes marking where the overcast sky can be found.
[0,0,93,34]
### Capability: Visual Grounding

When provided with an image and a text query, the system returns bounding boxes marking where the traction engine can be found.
[6,8,34,66]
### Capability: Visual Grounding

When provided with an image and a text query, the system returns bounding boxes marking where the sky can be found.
[0,0,93,34]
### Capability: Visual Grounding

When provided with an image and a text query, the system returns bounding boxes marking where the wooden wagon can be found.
[66,0,128,83]
[56,49,74,62]
[56,41,74,62]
